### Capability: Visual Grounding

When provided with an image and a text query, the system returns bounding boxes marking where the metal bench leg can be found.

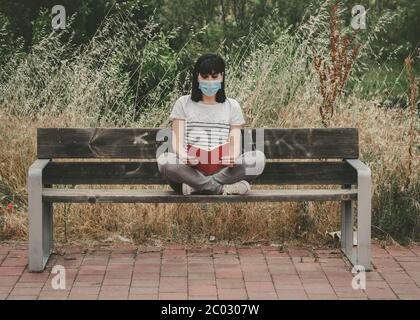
[356,169,372,271]
[345,159,372,271]
[28,160,52,272]
[43,200,53,262]
[341,184,353,259]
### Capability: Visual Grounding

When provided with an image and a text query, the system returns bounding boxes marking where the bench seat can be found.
[43,188,358,203]
[28,127,372,272]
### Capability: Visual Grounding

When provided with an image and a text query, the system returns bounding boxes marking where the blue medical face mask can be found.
[198,79,222,96]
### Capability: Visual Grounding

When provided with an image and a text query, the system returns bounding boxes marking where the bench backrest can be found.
[38,128,359,185]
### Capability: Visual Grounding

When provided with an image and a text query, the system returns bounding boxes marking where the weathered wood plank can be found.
[37,128,359,159]
[247,128,358,159]
[42,188,357,203]
[37,128,165,159]
[42,161,357,185]
[253,161,357,185]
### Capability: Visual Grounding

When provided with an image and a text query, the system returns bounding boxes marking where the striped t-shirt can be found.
[169,95,246,151]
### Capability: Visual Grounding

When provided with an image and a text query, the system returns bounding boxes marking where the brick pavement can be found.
[0,242,419,300]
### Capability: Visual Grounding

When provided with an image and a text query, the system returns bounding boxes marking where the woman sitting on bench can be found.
[157,53,266,195]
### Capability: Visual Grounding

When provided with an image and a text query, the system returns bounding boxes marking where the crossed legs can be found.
[157,150,266,194]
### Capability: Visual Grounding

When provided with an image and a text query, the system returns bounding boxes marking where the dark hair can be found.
[191,53,226,103]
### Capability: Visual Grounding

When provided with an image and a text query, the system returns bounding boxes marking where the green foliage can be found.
[0,0,418,244]
[0,12,24,77]
[373,171,420,245]
[351,61,420,105]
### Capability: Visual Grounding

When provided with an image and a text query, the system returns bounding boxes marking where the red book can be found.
[186,142,230,175]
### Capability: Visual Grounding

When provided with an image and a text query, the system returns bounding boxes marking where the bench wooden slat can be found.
[42,188,357,203]
[37,128,358,159]
[42,161,357,185]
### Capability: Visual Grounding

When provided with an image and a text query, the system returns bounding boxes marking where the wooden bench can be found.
[28,127,372,271]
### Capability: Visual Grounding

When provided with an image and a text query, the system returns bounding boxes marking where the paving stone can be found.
[0,243,418,300]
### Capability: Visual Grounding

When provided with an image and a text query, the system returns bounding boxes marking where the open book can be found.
[186,142,230,175]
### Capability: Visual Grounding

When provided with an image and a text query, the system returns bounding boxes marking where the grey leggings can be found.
[157,150,266,194]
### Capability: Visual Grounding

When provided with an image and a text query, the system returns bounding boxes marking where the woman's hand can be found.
[220,155,235,167]
[179,152,199,166]
[186,155,199,166]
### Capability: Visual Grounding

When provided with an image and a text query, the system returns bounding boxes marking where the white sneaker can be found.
[222,180,251,195]
[182,183,197,195]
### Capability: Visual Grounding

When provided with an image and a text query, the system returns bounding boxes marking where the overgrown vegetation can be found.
[0,0,418,246]
[313,4,361,127]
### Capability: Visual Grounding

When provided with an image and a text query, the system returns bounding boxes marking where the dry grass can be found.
[0,1,418,246]
[403,56,419,189]
[313,4,361,127]
[0,93,418,246]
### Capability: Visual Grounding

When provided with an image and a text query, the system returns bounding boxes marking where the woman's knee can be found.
[239,150,266,175]
[156,152,178,172]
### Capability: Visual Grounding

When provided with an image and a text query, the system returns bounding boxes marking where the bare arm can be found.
[221,124,243,166]
[172,119,198,165]
[172,118,186,158]
[229,124,243,160]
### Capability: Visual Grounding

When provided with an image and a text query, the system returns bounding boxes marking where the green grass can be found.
[352,60,420,104]
[0,1,418,246]
[373,172,420,245]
